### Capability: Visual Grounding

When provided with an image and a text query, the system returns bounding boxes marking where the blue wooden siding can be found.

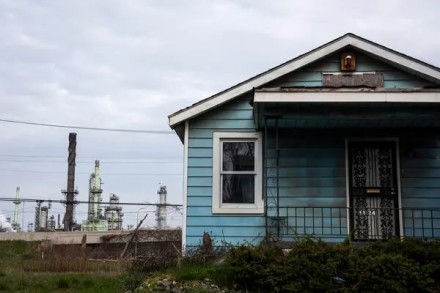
[264,128,440,241]
[266,52,436,88]
[184,49,439,247]
[400,134,440,237]
[186,96,265,248]
[186,113,440,245]
[265,130,348,241]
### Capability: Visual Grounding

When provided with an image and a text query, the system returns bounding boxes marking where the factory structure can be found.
[105,193,123,230]
[1,134,174,233]
[156,185,167,229]
[1,160,169,233]
[35,200,56,231]
[81,160,124,232]
[12,187,21,232]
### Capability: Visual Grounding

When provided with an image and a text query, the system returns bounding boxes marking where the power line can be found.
[0,197,182,207]
[0,159,182,164]
[0,118,174,134]
[0,154,183,159]
[0,168,182,176]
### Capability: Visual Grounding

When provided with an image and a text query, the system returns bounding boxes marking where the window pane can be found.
[222,142,255,171]
[222,174,255,203]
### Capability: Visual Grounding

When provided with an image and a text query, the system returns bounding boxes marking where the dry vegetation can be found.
[0,240,124,292]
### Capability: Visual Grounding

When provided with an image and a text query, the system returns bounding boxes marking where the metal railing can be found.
[266,207,440,241]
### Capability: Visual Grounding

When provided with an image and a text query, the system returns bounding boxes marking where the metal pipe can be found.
[275,118,280,238]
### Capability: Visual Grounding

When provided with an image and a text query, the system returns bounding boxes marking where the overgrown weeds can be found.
[0,241,123,292]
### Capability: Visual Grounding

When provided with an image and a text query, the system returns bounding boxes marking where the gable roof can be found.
[168,33,440,128]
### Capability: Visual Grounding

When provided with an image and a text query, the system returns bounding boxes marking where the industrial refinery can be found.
[81,160,124,231]
[0,133,174,233]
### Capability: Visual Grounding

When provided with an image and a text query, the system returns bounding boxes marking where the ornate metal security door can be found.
[348,141,399,240]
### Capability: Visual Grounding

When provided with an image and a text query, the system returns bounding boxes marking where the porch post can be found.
[275,118,280,238]
[264,117,268,237]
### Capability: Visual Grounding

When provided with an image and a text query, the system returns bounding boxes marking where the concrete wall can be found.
[0,229,181,245]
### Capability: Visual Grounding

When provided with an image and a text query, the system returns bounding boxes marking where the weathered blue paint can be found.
[186,96,265,248]
[263,128,440,241]
[267,51,436,88]
[182,48,440,248]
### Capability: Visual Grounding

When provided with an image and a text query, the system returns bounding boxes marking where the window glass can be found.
[222,174,255,203]
[222,142,255,171]
[221,141,255,204]
[212,132,263,214]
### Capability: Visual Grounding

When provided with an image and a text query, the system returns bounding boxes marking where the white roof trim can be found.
[254,91,440,103]
[169,34,440,127]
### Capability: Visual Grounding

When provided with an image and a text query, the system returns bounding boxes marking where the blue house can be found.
[168,33,440,250]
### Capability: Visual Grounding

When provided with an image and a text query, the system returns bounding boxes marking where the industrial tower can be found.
[104,193,123,230]
[35,200,53,231]
[62,133,79,231]
[88,160,103,221]
[156,185,167,229]
[11,187,21,232]
[81,160,108,231]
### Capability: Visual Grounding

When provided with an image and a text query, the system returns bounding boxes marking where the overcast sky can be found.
[0,0,439,230]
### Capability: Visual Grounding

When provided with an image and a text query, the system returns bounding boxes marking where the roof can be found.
[168,33,440,128]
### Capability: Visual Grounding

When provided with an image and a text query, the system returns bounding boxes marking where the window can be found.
[212,132,263,214]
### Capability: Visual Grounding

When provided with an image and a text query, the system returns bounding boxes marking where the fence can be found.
[267,207,440,241]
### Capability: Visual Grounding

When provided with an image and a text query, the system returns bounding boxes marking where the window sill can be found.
[212,205,264,214]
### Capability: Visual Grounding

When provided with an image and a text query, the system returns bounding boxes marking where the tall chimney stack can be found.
[63,133,77,231]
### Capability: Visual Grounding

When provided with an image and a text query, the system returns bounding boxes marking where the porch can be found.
[257,96,440,242]
[266,206,440,241]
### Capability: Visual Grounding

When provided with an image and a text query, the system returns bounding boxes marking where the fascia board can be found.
[169,38,352,127]
[169,35,440,127]
[349,38,440,81]
[253,91,440,103]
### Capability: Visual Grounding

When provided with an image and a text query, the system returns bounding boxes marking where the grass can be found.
[0,240,125,292]
[0,272,123,293]
[166,260,233,287]
[0,240,233,292]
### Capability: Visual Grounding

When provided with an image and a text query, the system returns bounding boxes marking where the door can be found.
[348,141,399,240]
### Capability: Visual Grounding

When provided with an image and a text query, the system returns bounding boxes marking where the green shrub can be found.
[346,253,435,293]
[282,239,349,292]
[226,238,440,293]
[227,243,284,292]
[345,239,440,292]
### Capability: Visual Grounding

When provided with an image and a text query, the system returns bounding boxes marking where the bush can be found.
[346,253,435,293]
[345,239,440,292]
[226,238,440,293]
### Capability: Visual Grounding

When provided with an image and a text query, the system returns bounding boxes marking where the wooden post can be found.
[120,213,148,258]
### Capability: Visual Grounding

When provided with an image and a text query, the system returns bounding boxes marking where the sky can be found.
[0,0,439,230]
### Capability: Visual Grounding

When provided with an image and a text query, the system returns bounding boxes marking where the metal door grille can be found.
[349,141,398,240]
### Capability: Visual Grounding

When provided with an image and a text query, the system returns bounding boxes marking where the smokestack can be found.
[63,133,77,231]
[156,186,167,229]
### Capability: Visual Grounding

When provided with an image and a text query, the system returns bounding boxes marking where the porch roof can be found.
[253,88,440,129]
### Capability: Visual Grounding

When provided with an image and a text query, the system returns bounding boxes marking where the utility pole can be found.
[63,133,78,231]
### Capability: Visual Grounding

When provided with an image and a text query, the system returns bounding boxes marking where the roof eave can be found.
[168,33,440,128]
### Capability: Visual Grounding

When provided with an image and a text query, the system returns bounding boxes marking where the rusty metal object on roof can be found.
[323,72,384,88]
[341,52,356,71]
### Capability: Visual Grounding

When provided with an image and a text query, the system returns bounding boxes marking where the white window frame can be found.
[212,131,264,214]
